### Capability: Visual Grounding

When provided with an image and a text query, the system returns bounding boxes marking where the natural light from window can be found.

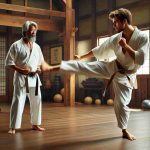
[137,30,149,75]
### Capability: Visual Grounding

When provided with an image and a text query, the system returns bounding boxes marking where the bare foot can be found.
[8,128,16,134]
[32,125,45,131]
[122,130,136,141]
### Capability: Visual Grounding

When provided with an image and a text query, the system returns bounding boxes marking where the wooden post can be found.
[24,0,27,16]
[64,0,75,106]
[49,0,52,18]
[91,0,96,48]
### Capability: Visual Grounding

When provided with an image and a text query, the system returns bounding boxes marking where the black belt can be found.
[25,72,39,96]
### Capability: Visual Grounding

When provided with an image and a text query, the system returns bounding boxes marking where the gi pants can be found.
[10,85,42,129]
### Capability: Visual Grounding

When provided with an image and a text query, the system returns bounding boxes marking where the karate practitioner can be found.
[5,21,51,134]
[49,8,149,140]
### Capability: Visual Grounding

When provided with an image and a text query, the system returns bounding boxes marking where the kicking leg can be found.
[60,60,115,79]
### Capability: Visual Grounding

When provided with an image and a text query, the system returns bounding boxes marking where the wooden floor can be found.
[0,103,150,150]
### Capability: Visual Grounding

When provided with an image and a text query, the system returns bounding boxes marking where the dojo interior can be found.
[0,0,150,150]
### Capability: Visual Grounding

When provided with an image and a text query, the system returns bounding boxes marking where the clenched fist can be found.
[119,37,127,48]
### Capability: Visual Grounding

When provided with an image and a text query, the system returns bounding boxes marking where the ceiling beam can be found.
[0,2,66,18]
[0,14,62,32]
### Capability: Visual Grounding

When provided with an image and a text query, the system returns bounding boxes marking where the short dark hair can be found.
[109,8,132,24]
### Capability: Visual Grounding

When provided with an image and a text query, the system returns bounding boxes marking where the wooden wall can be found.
[130,75,150,108]
[0,0,65,102]
[0,0,150,107]
[76,0,150,40]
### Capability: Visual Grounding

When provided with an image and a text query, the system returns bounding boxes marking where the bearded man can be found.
[5,21,47,134]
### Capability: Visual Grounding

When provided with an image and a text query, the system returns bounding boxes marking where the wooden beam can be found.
[91,0,96,48]
[49,0,52,19]
[0,14,62,32]
[64,0,76,106]
[50,0,52,11]
[24,0,27,6]
[23,0,28,16]
[0,2,65,18]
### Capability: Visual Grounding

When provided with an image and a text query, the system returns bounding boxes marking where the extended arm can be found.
[40,61,60,72]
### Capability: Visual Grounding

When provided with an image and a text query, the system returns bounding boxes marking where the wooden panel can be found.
[27,0,49,9]
[0,2,66,17]
[0,14,62,32]
[79,18,92,37]
[96,0,108,12]
[116,0,139,7]
[96,14,109,34]
[11,0,24,6]
[78,0,92,17]
[131,5,150,26]
[130,75,150,108]
[140,76,148,100]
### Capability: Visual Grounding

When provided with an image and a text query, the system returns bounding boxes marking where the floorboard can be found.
[0,103,150,150]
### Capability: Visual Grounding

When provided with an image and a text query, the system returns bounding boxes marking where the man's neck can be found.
[122,25,134,39]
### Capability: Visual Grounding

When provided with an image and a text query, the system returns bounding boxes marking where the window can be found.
[97,35,109,46]
[137,30,149,75]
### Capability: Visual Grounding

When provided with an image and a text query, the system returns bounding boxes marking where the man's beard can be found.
[117,25,126,33]
[24,35,36,42]
[116,28,124,33]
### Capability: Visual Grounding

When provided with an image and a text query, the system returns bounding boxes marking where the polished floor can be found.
[0,103,150,150]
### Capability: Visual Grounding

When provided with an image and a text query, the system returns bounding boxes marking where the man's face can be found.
[25,25,37,42]
[112,17,126,33]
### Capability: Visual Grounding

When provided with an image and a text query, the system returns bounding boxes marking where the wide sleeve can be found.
[5,44,17,67]
[91,36,116,60]
[134,34,149,65]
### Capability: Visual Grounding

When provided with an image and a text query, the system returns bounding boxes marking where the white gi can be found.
[5,38,44,129]
[60,27,149,129]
